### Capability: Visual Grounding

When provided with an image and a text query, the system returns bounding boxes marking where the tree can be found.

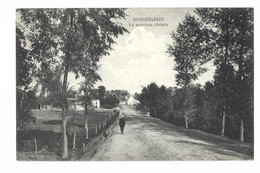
[196,8,254,140]
[196,8,233,136]
[102,91,120,108]
[198,82,221,133]
[18,8,128,158]
[98,86,106,102]
[157,85,173,120]
[137,84,173,121]
[137,83,161,117]
[139,87,149,111]
[74,9,128,139]
[230,9,253,142]
[110,90,130,103]
[167,14,211,128]
[16,25,36,130]
[147,83,159,117]
[34,65,63,108]
[80,67,102,139]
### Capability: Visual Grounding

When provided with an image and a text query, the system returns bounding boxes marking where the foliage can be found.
[167,14,212,87]
[34,65,63,108]
[138,83,173,118]
[16,26,37,129]
[110,90,130,102]
[17,90,37,130]
[17,8,128,158]
[102,92,120,109]
[195,8,254,140]
[98,86,106,101]
[167,14,213,128]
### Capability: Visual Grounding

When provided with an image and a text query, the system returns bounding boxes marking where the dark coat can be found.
[119,117,126,127]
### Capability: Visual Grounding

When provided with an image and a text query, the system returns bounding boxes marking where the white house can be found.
[67,94,100,110]
[92,100,100,108]
[127,96,135,105]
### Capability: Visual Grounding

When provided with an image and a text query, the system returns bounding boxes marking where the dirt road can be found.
[80,105,253,161]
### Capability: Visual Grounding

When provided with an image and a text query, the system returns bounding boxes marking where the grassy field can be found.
[17,107,120,161]
[30,108,116,132]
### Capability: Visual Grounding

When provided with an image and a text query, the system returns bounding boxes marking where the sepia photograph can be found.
[15,7,254,161]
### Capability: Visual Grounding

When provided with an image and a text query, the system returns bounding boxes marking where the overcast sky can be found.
[69,8,216,94]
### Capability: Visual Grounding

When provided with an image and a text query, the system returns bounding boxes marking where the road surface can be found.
[80,105,253,161]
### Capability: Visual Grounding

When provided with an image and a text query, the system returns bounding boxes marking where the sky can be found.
[69,8,216,94]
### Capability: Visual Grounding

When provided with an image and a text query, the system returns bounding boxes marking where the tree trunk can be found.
[238,36,245,142]
[240,119,244,142]
[62,118,68,158]
[61,9,75,159]
[184,85,189,129]
[20,92,25,110]
[221,17,230,137]
[61,64,69,159]
[221,110,226,136]
[84,78,89,139]
[84,89,88,139]
[34,138,37,155]
[185,116,189,129]
[85,118,88,139]
[73,126,77,150]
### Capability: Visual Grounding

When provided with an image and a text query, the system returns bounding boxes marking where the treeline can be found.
[137,8,254,143]
[87,86,130,108]
[22,72,129,110]
[24,66,128,110]
[137,81,253,142]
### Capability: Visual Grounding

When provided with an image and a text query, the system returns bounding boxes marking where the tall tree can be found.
[231,8,253,141]
[167,14,211,128]
[16,25,36,129]
[18,8,128,158]
[74,9,128,139]
[196,8,235,136]
[196,8,254,139]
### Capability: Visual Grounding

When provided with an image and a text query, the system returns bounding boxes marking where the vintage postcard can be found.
[16,8,254,162]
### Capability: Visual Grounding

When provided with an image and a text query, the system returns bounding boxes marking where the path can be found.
[80,105,253,161]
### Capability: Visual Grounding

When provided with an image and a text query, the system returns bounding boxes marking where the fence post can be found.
[95,125,97,134]
[99,122,101,130]
[72,129,77,160]
[83,143,86,153]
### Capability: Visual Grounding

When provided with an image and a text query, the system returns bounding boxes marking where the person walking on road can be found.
[119,114,126,134]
